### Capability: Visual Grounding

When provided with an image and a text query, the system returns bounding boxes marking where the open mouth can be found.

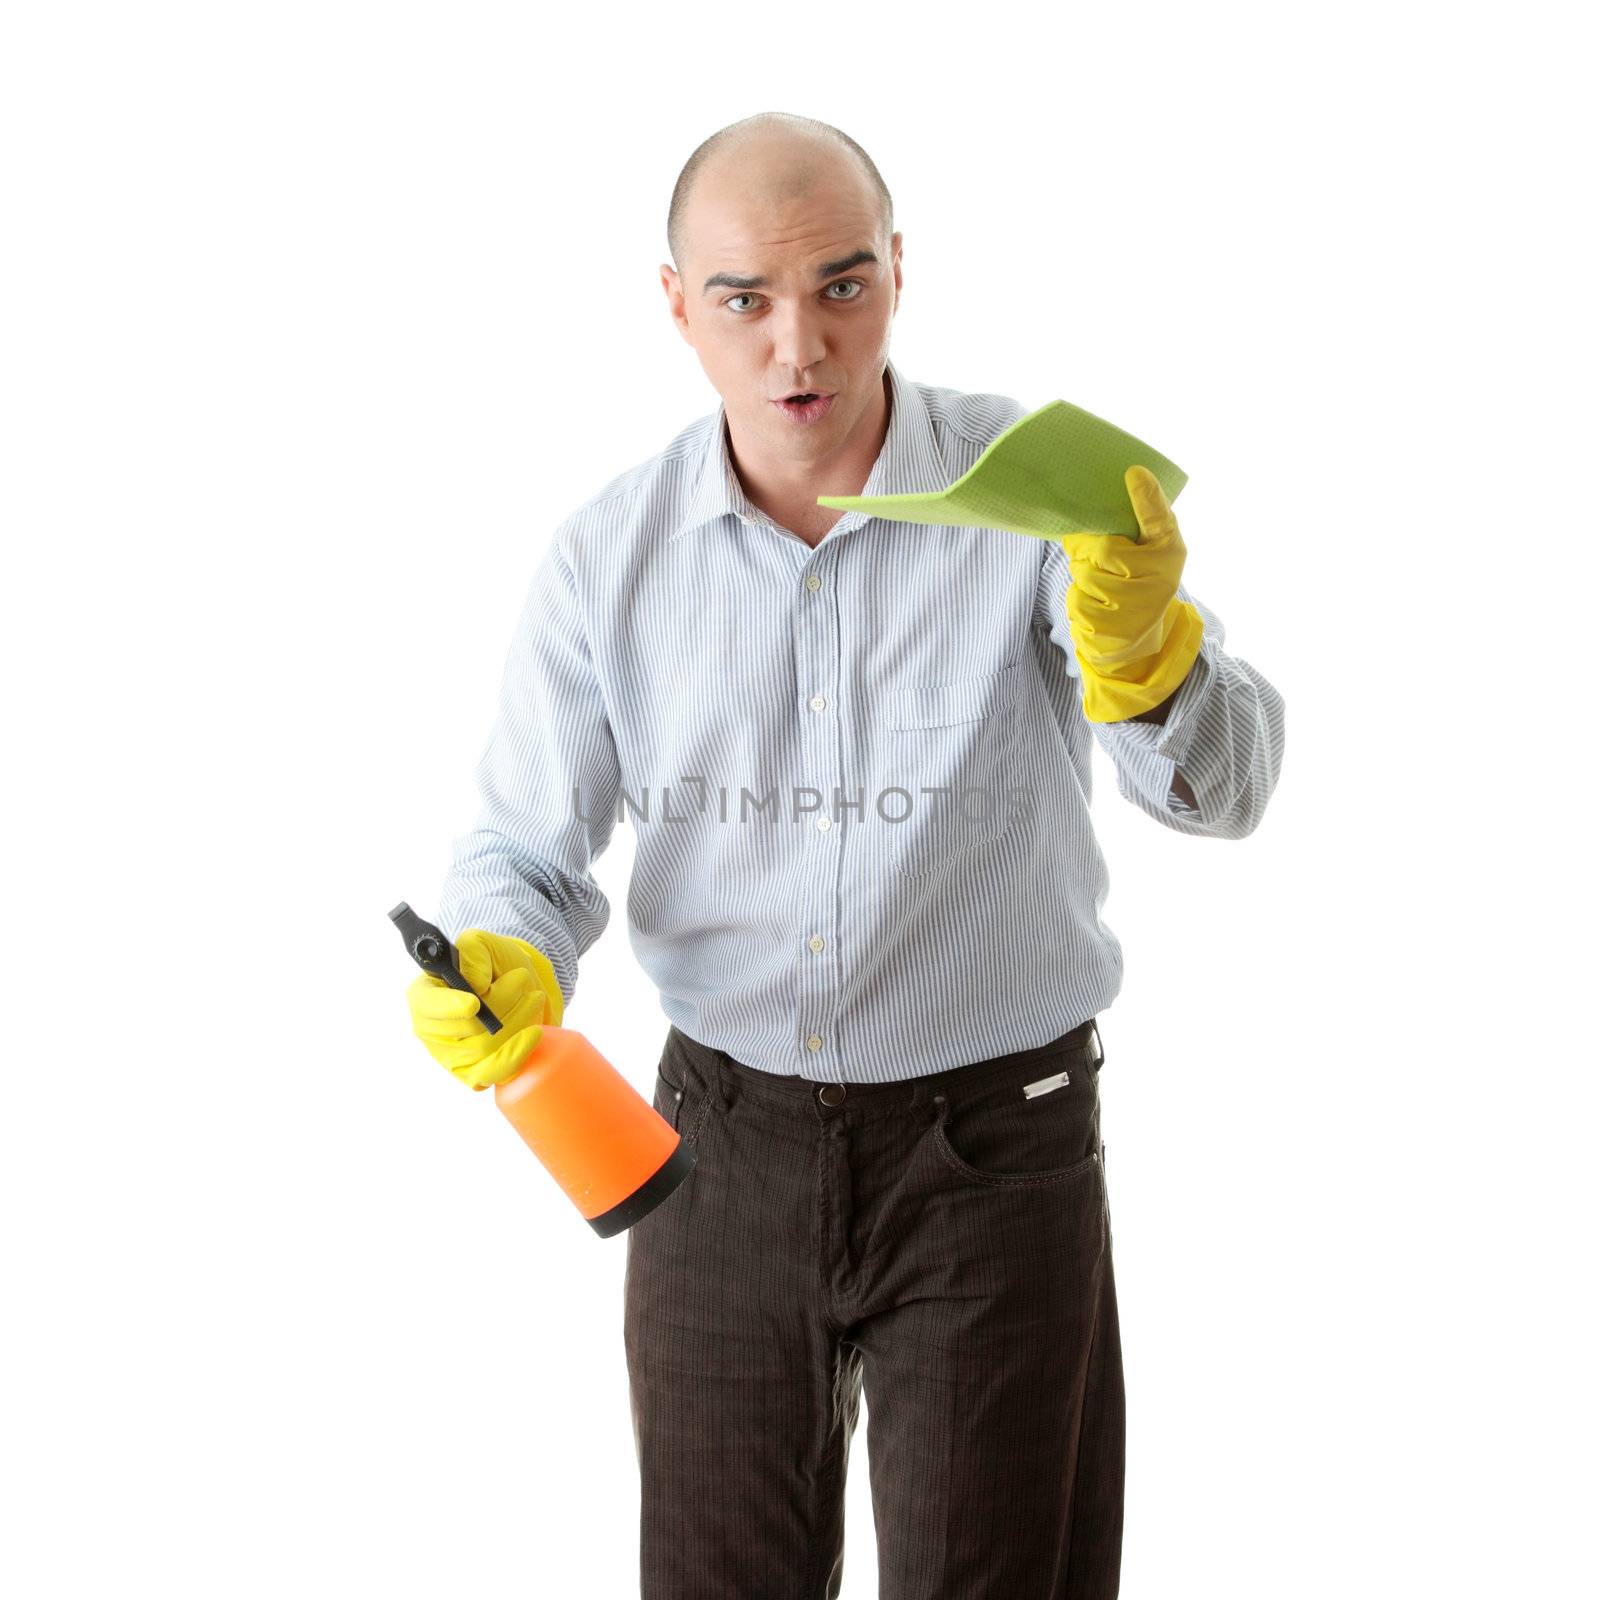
[773,392,836,421]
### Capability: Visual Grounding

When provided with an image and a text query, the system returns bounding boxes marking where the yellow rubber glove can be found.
[406,929,565,1091]
[1059,464,1206,723]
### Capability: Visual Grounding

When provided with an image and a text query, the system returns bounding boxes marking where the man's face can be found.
[662,162,902,461]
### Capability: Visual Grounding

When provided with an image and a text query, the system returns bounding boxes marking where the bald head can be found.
[667,113,893,279]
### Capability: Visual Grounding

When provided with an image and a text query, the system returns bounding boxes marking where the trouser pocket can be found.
[930,1035,1104,1188]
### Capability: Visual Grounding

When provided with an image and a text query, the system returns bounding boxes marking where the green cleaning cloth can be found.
[815,397,1186,542]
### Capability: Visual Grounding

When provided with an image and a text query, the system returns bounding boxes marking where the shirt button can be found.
[805,575,822,591]
[809,694,827,711]
[807,1034,823,1051]
[808,935,824,952]
[816,815,831,831]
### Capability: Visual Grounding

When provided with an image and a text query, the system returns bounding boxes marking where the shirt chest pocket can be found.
[880,662,1023,877]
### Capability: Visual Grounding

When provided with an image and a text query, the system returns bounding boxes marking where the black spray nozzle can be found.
[389,901,503,1033]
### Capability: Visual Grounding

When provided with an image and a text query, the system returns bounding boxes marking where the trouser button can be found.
[818,1083,846,1105]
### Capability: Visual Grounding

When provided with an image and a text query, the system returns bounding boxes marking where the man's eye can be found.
[725,280,865,313]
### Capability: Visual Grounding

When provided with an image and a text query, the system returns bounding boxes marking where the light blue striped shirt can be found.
[439,357,1286,1082]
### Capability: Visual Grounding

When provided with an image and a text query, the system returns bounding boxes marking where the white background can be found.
[3,3,1595,1596]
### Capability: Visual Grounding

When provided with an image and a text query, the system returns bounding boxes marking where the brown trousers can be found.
[624,1017,1124,1598]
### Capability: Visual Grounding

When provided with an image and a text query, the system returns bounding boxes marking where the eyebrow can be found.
[702,248,880,296]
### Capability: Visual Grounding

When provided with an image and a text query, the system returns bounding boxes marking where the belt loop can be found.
[1089,1019,1104,1070]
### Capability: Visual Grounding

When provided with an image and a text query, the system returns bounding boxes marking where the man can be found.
[408,112,1285,1599]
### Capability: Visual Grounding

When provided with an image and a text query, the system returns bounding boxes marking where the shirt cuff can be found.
[1152,632,1218,768]
[1093,635,1216,815]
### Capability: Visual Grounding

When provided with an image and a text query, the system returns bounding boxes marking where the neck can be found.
[729,366,892,535]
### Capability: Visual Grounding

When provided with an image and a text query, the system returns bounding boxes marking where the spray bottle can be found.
[389,902,695,1237]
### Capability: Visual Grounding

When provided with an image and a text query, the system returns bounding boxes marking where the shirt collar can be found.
[671,357,950,543]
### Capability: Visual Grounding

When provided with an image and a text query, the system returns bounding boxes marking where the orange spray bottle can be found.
[390,902,695,1237]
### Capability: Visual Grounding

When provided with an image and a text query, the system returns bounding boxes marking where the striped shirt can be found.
[439,357,1286,1082]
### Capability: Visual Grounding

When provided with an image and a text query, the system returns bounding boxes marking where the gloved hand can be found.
[1058,464,1206,723]
[406,928,565,1091]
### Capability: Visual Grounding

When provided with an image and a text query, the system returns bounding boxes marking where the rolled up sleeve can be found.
[1037,538,1286,839]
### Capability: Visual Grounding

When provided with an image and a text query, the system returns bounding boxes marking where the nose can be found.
[767,307,827,379]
